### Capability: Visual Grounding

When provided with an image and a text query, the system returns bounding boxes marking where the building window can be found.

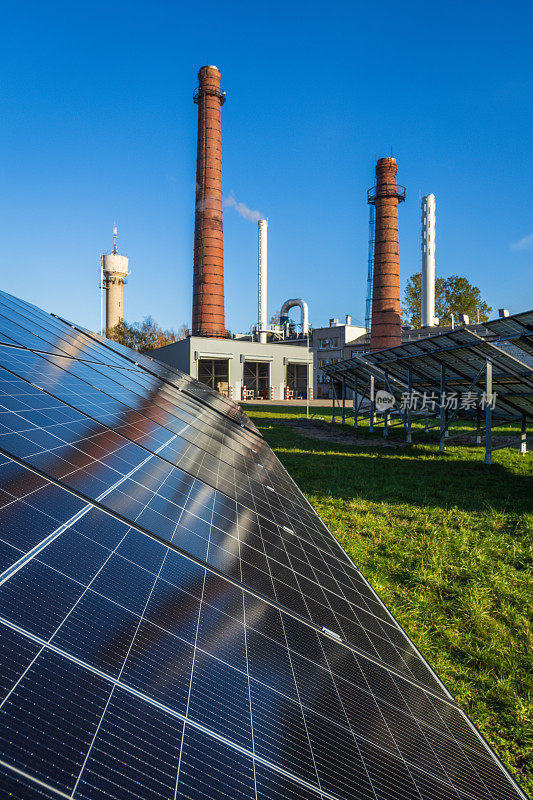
[198,359,229,396]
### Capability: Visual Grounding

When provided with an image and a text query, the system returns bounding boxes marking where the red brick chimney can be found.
[192,66,226,338]
[369,157,405,351]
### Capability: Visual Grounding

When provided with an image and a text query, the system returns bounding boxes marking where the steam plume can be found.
[224,193,263,223]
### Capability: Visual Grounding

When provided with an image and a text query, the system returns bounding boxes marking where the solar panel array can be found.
[0,291,526,800]
[323,325,533,422]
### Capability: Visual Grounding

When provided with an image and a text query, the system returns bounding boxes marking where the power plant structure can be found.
[148,67,490,402]
[192,65,226,338]
[257,219,268,344]
[368,157,405,351]
[101,226,129,336]
[421,193,437,327]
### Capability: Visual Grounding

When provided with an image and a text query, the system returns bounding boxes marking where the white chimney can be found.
[421,194,436,327]
[258,219,267,344]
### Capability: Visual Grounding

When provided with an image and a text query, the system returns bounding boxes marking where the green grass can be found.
[243,403,533,795]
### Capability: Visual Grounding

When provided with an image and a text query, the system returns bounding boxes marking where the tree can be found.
[402,273,492,328]
[109,317,189,352]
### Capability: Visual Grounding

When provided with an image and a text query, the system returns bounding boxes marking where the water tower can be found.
[101,226,129,336]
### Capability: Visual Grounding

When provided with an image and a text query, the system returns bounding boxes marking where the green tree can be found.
[109,317,188,352]
[402,273,492,328]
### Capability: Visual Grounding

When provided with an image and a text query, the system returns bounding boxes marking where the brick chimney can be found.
[192,66,226,337]
[368,157,405,351]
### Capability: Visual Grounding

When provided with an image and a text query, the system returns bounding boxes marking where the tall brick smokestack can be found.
[192,66,226,338]
[368,157,405,351]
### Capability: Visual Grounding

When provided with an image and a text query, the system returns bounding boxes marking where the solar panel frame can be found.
[0,469,523,800]
[322,327,533,421]
[0,294,527,800]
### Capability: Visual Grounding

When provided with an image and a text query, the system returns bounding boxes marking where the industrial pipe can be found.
[280,298,309,335]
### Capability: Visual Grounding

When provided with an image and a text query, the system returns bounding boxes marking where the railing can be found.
[367,184,406,203]
[193,87,226,105]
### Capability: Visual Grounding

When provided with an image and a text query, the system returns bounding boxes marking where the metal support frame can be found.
[381,370,410,441]
[406,368,412,444]
[485,360,493,464]
[438,361,486,448]
[353,376,358,430]
[383,371,389,439]
[439,365,446,452]
[332,380,337,424]
[322,344,532,462]
[369,375,375,433]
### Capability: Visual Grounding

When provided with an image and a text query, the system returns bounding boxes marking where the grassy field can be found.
[243,404,533,796]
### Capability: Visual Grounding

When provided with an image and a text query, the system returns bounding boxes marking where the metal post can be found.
[406,368,412,444]
[332,382,336,424]
[341,378,346,424]
[100,255,104,336]
[383,372,388,439]
[484,360,492,464]
[439,364,446,452]
[521,413,527,455]
[369,375,375,433]
[476,407,482,446]
[353,376,358,430]
[306,332,310,419]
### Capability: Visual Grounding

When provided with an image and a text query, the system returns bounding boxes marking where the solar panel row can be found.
[322,324,533,423]
[0,292,526,800]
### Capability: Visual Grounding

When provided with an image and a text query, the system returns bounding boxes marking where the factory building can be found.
[154,336,312,400]
[149,71,486,402]
[314,316,366,398]
[151,66,314,399]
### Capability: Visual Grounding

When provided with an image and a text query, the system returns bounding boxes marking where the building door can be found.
[197,359,229,396]
[286,363,308,399]
[243,361,270,399]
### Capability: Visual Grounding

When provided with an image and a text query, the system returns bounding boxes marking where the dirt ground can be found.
[269,417,520,450]
[270,417,403,447]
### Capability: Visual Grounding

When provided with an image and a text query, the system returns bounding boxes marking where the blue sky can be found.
[0,0,531,334]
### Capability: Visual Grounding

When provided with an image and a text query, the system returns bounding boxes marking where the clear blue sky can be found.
[0,0,531,334]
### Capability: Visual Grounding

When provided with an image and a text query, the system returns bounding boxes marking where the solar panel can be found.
[0,292,526,800]
[324,326,533,422]
[483,310,533,340]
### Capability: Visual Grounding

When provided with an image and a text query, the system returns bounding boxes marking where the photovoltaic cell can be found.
[0,291,526,800]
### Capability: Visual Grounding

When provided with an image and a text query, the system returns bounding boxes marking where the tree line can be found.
[109,317,189,352]
[402,274,491,328]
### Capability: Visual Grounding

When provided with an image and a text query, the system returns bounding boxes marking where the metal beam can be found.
[369,375,375,433]
[485,360,493,464]
[439,365,446,453]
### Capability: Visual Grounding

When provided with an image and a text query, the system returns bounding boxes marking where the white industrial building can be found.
[153,336,312,401]
[314,316,367,398]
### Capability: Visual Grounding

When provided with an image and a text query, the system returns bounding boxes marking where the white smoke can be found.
[510,233,533,252]
[223,193,263,223]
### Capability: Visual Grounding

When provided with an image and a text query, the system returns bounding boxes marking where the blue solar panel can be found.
[0,292,526,800]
